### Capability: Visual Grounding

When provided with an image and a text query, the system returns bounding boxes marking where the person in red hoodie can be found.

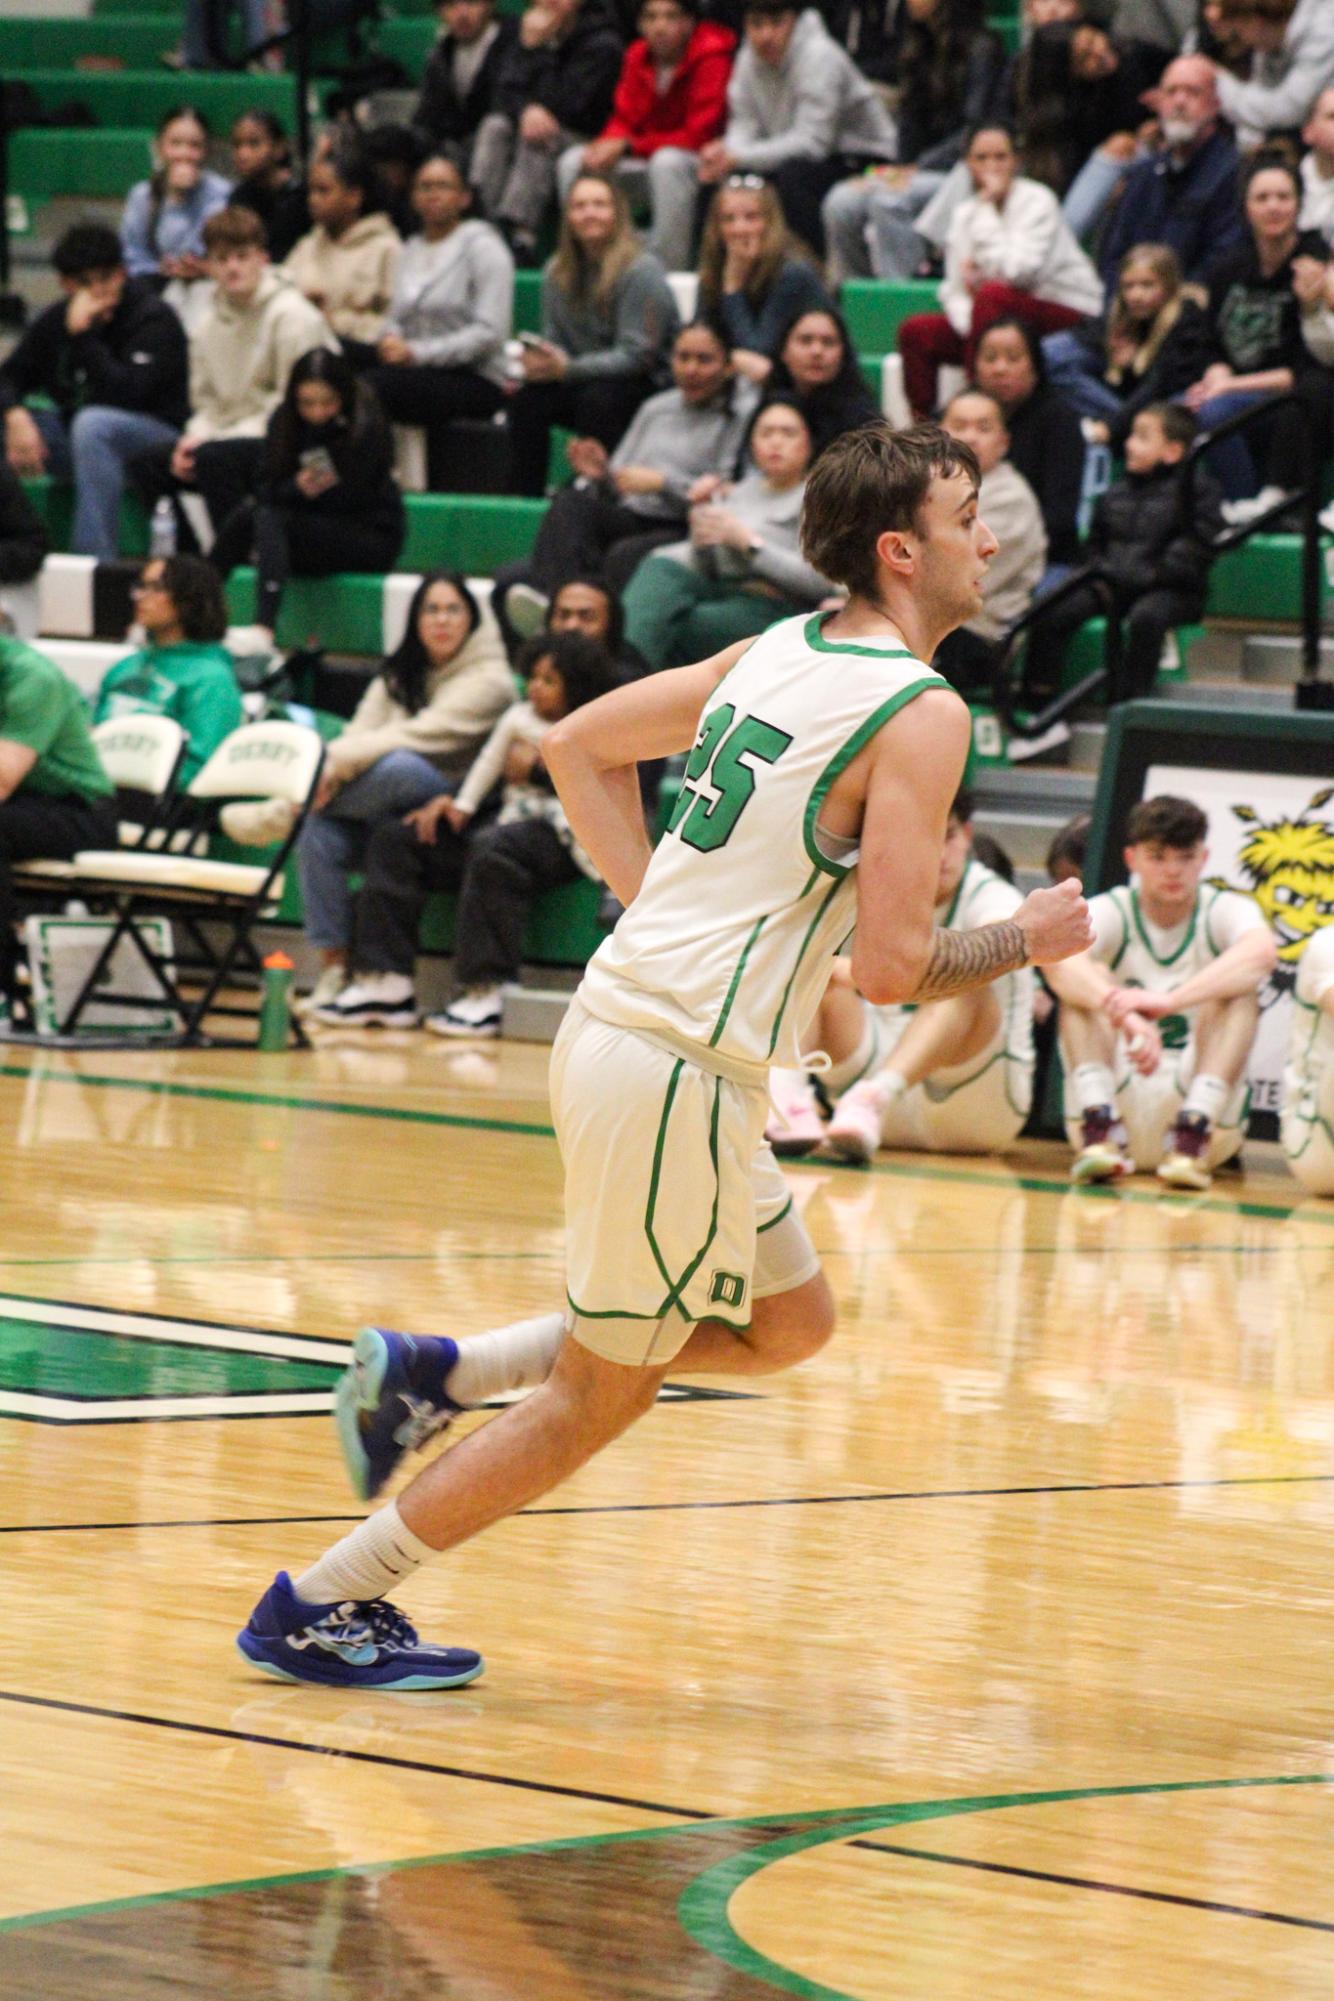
[557,0,735,269]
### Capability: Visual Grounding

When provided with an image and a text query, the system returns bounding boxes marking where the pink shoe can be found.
[765,1075,825,1157]
[822,1080,885,1166]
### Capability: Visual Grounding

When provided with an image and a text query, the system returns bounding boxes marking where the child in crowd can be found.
[1043,244,1211,450]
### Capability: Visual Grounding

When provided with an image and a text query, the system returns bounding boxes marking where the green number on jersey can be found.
[668,706,793,853]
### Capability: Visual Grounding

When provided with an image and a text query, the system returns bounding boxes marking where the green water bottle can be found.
[258,950,295,1051]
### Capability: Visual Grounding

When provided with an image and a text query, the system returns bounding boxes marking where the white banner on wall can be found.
[1144,765,1334,1116]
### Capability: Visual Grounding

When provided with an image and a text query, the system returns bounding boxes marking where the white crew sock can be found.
[1073,1062,1117,1112]
[445,1309,566,1407]
[295,1499,438,1606]
[1181,1072,1231,1126]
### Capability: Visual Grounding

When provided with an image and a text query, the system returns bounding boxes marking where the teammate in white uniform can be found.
[765,790,1034,1161]
[1282,924,1334,1195]
[1046,794,1275,1192]
[236,422,1093,1689]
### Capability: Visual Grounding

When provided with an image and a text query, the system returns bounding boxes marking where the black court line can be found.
[0,1688,707,1822]
[856,1837,1334,1935]
[7,1467,1334,1534]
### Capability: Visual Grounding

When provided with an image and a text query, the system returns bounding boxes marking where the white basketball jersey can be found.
[878,857,1034,1067]
[578,612,946,1076]
[1287,924,1334,1106]
[1089,883,1268,1050]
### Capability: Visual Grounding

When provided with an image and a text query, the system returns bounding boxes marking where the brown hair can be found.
[1217,0,1295,21]
[549,173,642,319]
[203,203,268,254]
[697,180,793,318]
[1125,795,1207,848]
[800,421,980,598]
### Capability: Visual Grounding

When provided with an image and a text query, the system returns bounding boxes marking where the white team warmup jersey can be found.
[578,613,946,1077]
[1086,881,1269,1053]
[1283,924,1334,1193]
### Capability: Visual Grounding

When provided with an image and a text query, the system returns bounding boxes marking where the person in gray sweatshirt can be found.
[695,2,896,254]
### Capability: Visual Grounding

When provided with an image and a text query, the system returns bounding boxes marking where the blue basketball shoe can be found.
[236,1571,483,1690]
[335,1326,464,1501]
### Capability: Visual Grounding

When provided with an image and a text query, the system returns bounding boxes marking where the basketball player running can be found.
[237,423,1094,1690]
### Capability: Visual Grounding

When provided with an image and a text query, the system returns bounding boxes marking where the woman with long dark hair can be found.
[120,106,231,325]
[765,305,879,454]
[228,109,308,264]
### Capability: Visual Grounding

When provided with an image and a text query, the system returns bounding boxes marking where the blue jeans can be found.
[1042,331,1125,421]
[297,749,450,951]
[1195,389,1266,499]
[33,404,180,560]
[1062,144,1146,242]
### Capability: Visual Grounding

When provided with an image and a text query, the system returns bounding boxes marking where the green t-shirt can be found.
[93,640,244,784]
[0,636,113,804]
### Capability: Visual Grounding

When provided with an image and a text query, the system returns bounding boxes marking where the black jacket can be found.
[414,17,519,149]
[1087,459,1223,601]
[0,277,189,430]
[0,462,47,584]
[1005,384,1085,569]
[894,24,1008,172]
[1200,229,1329,378]
[231,174,310,264]
[1067,297,1213,452]
[261,407,405,547]
[494,1,625,136]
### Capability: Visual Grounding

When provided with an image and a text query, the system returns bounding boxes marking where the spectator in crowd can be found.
[934,387,1046,694]
[228,571,514,1013]
[91,555,242,784]
[177,0,366,67]
[696,178,831,384]
[313,630,614,1033]
[1112,0,1195,50]
[1043,243,1211,447]
[1185,152,1328,505]
[228,111,308,264]
[547,574,647,676]
[471,0,626,266]
[505,172,680,495]
[821,0,1007,282]
[1004,7,1090,196]
[557,0,736,271]
[1095,55,1245,287]
[972,317,1085,568]
[121,107,231,329]
[0,224,188,562]
[621,396,827,668]
[0,466,47,638]
[0,634,117,1004]
[136,205,333,553]
[494,319,754,635]
[414,0,518,179]
[1299,84,1334,247]
[765,305,878,453]
[210,350,405,646]
[1046,21,1167,241]
[823,0,900,83]
[1010,403,1223,759]
[1046,792,1276,1191]
[897,124,1103,421]
[1209,0,1334,151]
[283,145,402,365]
[696,1,896,256]
[364,154,514,483]
[362,126,430,241]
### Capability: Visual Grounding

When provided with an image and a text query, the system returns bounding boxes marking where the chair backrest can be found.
[189,720,324,804]
[91,715,186,799]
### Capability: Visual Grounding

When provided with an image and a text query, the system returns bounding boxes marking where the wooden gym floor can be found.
[3,1033,1334,1998]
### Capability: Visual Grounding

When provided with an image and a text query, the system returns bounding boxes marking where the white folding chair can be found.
[12,716,189,901]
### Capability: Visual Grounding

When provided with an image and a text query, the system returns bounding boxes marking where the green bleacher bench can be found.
[2,18,185,67]
[12,128,156,200]
[839,279,939,353]
[22,478,149,557]
[10,69,298,132]
[1205,535,1307,620]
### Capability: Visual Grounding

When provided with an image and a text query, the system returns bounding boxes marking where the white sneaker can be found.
[311,973,419,1030]
[1220,486,1284,527]
[225,624,278,660]
[425,986,504,1038]
[506,583,549,640]
[1007,719,1071,764]
[822,1079,887,1165]
[220,797,298,847]
[293,964,349,1017]
[765,1072,825,1157]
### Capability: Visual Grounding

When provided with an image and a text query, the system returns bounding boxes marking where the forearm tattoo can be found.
[910,920,1029,1001]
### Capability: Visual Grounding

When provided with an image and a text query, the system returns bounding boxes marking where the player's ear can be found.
[874,526,915,578]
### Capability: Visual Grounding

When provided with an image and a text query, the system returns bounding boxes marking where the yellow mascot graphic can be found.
[1226,785,1334,991]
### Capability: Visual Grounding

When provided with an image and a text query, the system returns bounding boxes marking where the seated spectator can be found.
[897,125,1104,421]
[494,319,753,633]
[0,465,47,638]
[413,0,518,182]
[0,224,188,562]
[283,145,402,366]
[1043,244,1211,448]
[1299,84,1334,248]
[934,387,1046,694]
[821,0,1007,283]
[365,154,514,483]
[505,172,681,496]
[229,110,308,264]
[471,0,626,266]
[362,127,430,241]
[313,630,614,1033]
[558,0,736,271]
[121,107,231,330]
[1185,153,1328,505]
[135,206,334,554]
[176,0,362,66]
[765,305,878,452]
[1004,5,1089,196]
[92,555,242,784]
[227,571,514,1013]
[1010,403,1222,759]
[1047,22,1167,242]
[210,350,405,646]
[1045,792,1276,1191]
[546,573,647,677]
[697,0,896,256]
[621,396,828,668]
[1209,0,1334,152]
[972,316,1085,567]
[0,634,117,1005]
[696,178,831,385]
[1095,56,1245,288]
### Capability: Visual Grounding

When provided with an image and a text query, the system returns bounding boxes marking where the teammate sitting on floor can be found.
[1044,793,1277,1191]
[1282,923,1334,1196]
[764,788,1035,1162]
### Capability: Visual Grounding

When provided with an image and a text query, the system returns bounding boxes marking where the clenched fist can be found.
[1015,876,1094,966]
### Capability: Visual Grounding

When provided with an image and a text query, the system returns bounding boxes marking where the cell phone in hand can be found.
[300,447,336,478]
